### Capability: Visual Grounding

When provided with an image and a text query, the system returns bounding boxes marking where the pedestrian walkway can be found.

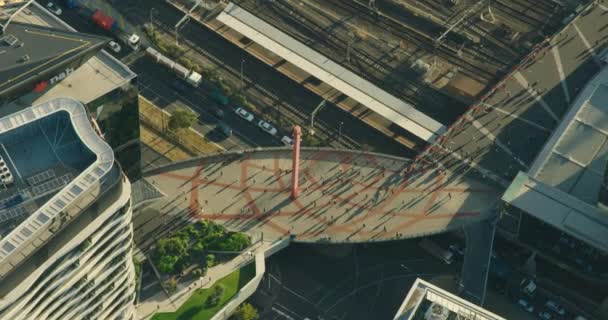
[135,240,272,320]
[142,148,501,243]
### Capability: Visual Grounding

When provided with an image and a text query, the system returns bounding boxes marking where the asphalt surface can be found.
[46,3,272,152]
[110,0,414,157]
[250,241,459,320]
[460,219,496,305]
[131,57,278,150]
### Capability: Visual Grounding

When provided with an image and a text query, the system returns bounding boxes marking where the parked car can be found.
[257,120,277,136]
[47,2,62,15]
[518,299,534,313]
[538,311,552,320]
[281,136,293,146]
[108,41,121,53]
[545,301,565,315]
[171,80,188,93]
[218,122,232,137]
[449,243,465,256]
[213,108,224,119]
[235,107,254,122]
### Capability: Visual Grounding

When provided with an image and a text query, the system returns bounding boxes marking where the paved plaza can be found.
[142,149,501,242]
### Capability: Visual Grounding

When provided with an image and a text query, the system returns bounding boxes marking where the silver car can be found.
[235,107,254,122]
[257,120,278,136]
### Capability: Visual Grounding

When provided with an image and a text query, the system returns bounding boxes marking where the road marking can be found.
[464,115,528,169]
[514,72,559,122]
[271,305,299,320]
[573,22,603,67]
[481,103,551,133]
[550,46,571,103]
[435,145,510,187]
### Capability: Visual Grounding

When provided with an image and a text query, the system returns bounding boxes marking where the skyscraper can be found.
[0,98,136,320]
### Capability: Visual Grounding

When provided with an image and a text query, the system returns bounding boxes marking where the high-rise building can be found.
[0,97,136,320]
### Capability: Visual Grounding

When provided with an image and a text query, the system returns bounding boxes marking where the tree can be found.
[232,303,259,320]
[164,277,177,294]
[168,107,197,132]
[157,255,179,274]
[205,254,215,268]
[205,285,224,307]
[155,237,188,258]
[217,233,250,251]
[192,267,205,278]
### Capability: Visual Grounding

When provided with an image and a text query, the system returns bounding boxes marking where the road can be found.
[49,3,271,152]
[131,58,277,150]
[252,241,458,320]
[110,0,414,157]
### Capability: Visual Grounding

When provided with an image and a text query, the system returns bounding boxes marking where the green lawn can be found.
[151,262,256,320]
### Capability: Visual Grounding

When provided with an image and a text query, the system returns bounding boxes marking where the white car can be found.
[449,243,465,256]
[108,41,122,53]
[47,2,62,15]
[538,311,552,320]
[257,120,278,136]
[545,301,565,315]
[235,107,254,122]
[281,136,293,146]
[518,299,534,313]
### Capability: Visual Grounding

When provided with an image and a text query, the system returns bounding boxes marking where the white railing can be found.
[0,97,115,273]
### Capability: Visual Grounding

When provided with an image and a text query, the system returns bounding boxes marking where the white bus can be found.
[419,239,454,264]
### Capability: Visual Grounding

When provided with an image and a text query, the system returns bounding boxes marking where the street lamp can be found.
[338,121,344,144]
[310,99,327,135]
[149,7,157,33]
[240,59,245,90]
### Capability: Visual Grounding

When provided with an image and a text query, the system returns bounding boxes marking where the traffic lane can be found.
[131,59,281,148]
[253,241,459,320]
[49,2,135,59]
[116,0,414,157]
[137,79,258,152]
[174,12,413,155]
[460,220,495,305]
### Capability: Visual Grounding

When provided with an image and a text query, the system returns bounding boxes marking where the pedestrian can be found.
[448,193,452,200]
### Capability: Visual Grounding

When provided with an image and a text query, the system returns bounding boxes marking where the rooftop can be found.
[502,63,608,253]
[0,21,108,96]
[393,278,505,320]
[0,97,115,280]
[2,1,136,107]
[529,75,608,205]
[217,3,446,142]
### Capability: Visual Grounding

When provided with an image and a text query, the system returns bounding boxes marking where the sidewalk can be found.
[138,95,224,165]
[135,240,272,320]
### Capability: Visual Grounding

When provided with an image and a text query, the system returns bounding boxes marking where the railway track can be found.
[264,0,457,112]
[143,9,364,151]
[329,0,503,82]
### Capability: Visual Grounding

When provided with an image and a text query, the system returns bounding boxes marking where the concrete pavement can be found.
[140,148,501,243]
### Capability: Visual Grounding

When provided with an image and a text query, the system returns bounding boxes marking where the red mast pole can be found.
[291,126,302,199]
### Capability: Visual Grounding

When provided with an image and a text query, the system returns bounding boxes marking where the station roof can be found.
[217,3,446,143]
[394,278,505,320]
[502,172,608,253]
[503,65,608,253]
[0,22,108,96]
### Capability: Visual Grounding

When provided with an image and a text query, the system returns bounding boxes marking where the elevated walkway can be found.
[139,148,500,243]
